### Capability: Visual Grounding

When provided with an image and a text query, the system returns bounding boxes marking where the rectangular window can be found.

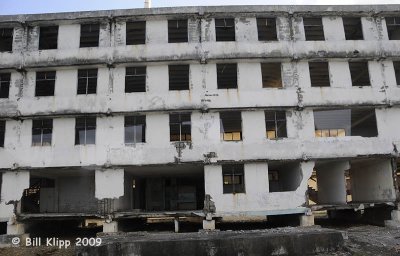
[0,28,13,52]
[0,120,5,147]
[309,62,330,87]
[386,17,400,40]
[261,63,282,88]
[39,26,58,50]
[170,113,191,142]
[169,65,189,91]
[304,17,325,41]
[217,63,237,89]
[0,73,11,98]
[349,61,370,86]
[125,115,146,144]
[343,17,363,40]
[265,111,287,139]
[393,61,400,85]
[75,117,96,145]
[222,164,245,194]
[257,18,277,41]
[35,71,56,97]
[220,111,242,141]
[215,18,235,42]
[168,20,188,43]
[32,119,53,146]
[125,66,146,92]
[80,24,100,48]
[77,69,98,95]
[126,21,146,45]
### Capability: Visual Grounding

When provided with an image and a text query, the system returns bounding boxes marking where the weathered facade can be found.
[0,5,400,234]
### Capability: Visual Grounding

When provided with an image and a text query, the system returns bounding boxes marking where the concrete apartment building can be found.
[0,5,399,234]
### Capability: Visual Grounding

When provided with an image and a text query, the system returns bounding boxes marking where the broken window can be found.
[386,17,400,40]
[309,62,330,87]
[32,119,53,146]
[349,61,370,86]
[75,117,96,145]
[125,115,146,144]
[313,108,377,137]
[304,17,325,41]
[170,113,191,142]
[80,24,100,48]
[265,111,287,139]
[343,17,363,40]
[393,61,400,85]
[222,164,245,194]
[220,111,242,141]
[125,66,146,92]
[126,21,146,45]
[0,120,4,147]
[217,63,237,89]
[77,69,97,95]
[0,28,13,52]
[261,63,282,88]
[39,26,58,50]
[257,18,277,41]
[35,71,56,97]
[0,73,11,98]
[215,18,235,41]
[168,20,188,43]
[169,65,189,91]
[269,162,301,192]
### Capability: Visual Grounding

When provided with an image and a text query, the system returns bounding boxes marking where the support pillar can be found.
[103,221,119,233]
[299,211,315,227]
[174,217,179,233]
[7,215,25,235]
[202,213,215,230]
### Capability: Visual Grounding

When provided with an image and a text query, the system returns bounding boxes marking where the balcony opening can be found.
[77,69,98,95]
[35,71,56,97]
[269,162,302,192]
[170,113,191,142]
[39,26,58,50]
[257,18,277,41]
[261,63,282,88]
[75,117,96,145]
[32,119,53,146]
[169,65,189,91]
[215,18,235,42]
[349,61,370,86]
[168,20,188,43]
[309,62,330,87]
[343,17,363,40]
[0,120,4,147]
[126,21,146,45]
[393,61,400,85]
[222,164,245,194]
[265,111,287,139]
[80,24,100,48]
[0,73,11,98]
[303,17,325,41]
[125,115,146,144]
[125,66,146,92]
[0,28,13,52]
[220,111,242,141]
[386,17,400,40]
[217,63,237,89]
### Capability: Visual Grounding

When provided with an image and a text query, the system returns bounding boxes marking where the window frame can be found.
[349,61,371,87]
[303,17,325,41]
[215,18,236,42]
[124,115,146,144]
[35,71,56,97]
[217,63,238,89]
[265,111,287,139]
[79,23,100,48]
[168,19,188,43]
[261,62,282,88]
[32,119,53,146]
[222,164,245,194]
[343,17,363,40]
[125,66,147,93]
[39,26,59,50]
[257,17,278,41]
[169,113,192,142]
[169,64,190,91]
[0,73,11,98]
[75,117,96,145]
[0,28,13,52]
[220,111,242,141]
[126,21,146,45]
[77,69,98,95]
[0,120,5,147]
[309,61,330,87]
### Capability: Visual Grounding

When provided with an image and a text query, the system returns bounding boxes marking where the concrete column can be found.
[99,22,111,47]
[276,17,291,41]
[174,218,179,233]
[236,17,258,42]
[202,213,215,230]
[299,214,315,227]
[7,215,25,235]
[322,16,345,41]
[238,63,262,90]
[316,161,349,205]
[188,18,200,43]
[146,20,167,44]
[27,26,39,51]
[12,25,27,52]
[58,24,80,50]
[103,221,119,233]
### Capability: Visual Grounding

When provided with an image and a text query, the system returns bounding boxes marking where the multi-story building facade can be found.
[0,5,399,234]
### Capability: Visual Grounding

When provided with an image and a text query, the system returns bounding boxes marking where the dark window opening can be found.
[304,17,325,41]
[313,108,377,138]
[0,73,11,98]
[393,61,400,85]
[125,115,146,144]
[168,20,188,43]
[80,24,100,48]
[170,113,191,142]
[0,120,5,147]
[257,18,277,41]
[269,162,301,192]
[35,71,55,97]
[349,61,370,86]
[21,177,55,213]
[222,164,245,194]
[0,28,13,52]
[77,69,98,95]
[32,119,53,146]
[261,63,282,88]
[169,65,189,91]
[126,21,146,45]
[265,111,287,139]
[309,62,330,87]
[39,26,58,50]
[75,117,96,145]
[220,111,242,141]
[215,18,235,42]
[126,66,146,93]
[386,17,400,40]
[343,17,363,40]
[217,63,237,89]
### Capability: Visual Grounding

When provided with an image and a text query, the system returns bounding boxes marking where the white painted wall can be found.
[316,161,349,204]
[95,168,124,199]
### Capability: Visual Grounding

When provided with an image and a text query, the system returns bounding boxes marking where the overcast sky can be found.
[0,0,399,15]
